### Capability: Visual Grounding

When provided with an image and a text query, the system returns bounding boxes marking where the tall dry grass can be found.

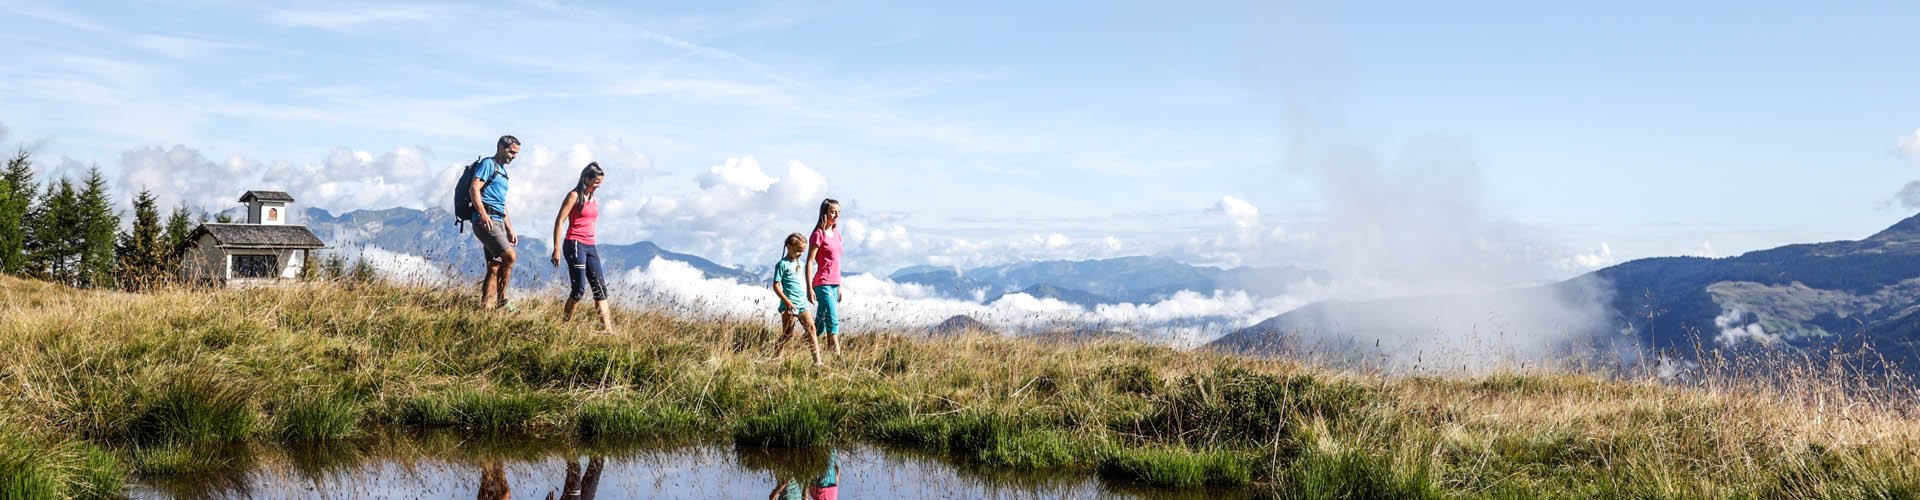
[0,274,1916,498]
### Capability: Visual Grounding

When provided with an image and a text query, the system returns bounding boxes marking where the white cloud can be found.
[1208,195,1260,228]
[1174,195,1299,268]
[357,247,454,286]
[697,157,777,191]
[1558,242,1614,271]
[1893,130,1920,209]
[20,5,106,32]
[113,140,652,220]
[130,35,250,61]
[1897,181,1920,211]
[624,157,825,265]
[264,6,451,29]
[1683,241,1719,258]
[1899,129,1920,162]
[1714,307,1780,346]
[841,217,914,257]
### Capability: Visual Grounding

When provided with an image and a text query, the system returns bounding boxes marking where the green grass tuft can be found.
[734,397,835,448]
[576,400,700,438]
[272,394,364,442]
[126,371,256,445]
[1100,446,1252,489]
[1286,448,1439,500]
[0,435,60,500]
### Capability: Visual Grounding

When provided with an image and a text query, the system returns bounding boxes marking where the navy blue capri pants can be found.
[562,239,607,301]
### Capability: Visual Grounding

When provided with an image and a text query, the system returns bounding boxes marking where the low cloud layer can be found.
[595,257,1308,347]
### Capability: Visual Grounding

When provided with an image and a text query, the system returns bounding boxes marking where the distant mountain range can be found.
[890,256,1326,305]
[930,315,995,337]
[1214,213,1920,373]
[298,207,751,288]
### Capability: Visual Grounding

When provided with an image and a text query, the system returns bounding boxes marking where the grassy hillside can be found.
[1,275,1917,498]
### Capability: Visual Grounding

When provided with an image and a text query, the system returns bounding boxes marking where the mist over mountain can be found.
[1214,212,1920,374]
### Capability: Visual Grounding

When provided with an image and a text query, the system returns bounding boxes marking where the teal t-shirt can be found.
[774,258,808,311]
[472,157,509,222]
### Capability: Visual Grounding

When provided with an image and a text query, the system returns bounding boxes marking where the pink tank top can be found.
[566,193,598,245]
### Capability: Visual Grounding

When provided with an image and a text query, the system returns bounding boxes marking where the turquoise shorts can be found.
[812,285,840,335]
[779,301,807,315]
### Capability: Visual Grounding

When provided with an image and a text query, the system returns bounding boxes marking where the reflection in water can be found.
[551,457,603,500]
[476,461,508,500]
[812,451,839,500]
[474,457,606,500]
[761,450,839,500]
[125,431,1265,499]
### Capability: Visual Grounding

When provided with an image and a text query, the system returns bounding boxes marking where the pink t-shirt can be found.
[809,228,841,286]
[565,194,598,245]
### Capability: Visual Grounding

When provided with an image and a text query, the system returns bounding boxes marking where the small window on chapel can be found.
[268,208,278,221]
[234,255,277,278]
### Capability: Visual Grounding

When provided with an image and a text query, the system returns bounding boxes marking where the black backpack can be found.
[452,156,504,233]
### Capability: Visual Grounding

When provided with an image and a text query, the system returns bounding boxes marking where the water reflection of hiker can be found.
[738,447,832,500]
[805,199,844,355]
[546,457,604,500]
[810,451,840,500]
[764,451,839,500]
[469,135,522,312]
[772,233,824,367]
[769,477,811,500]
[477,461,510,500]
[550,162,613,332]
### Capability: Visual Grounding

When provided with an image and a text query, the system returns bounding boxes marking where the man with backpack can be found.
[466,135,520,312]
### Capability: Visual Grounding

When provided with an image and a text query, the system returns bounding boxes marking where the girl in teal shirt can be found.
[771,233,823,367]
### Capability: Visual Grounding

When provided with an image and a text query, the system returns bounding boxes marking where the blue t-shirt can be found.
[472,157,510,222]
[774,258,808,310]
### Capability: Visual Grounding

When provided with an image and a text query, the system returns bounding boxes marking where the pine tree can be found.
[163,203,194,273]
[0,149,35,275]
[0,162,8,236]
[75,167,119,289]
[117,189,168,291]
[26,179,80,284]
[349,257,377,284]
[164,204,193,248]
[322,253,347,281]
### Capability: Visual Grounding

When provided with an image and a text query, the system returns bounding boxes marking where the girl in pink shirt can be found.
[805,198,844,354]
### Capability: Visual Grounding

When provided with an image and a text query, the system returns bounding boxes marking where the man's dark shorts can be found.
[472,217,513,263]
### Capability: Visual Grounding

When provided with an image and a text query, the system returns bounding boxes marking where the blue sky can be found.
[3,0,1918,283]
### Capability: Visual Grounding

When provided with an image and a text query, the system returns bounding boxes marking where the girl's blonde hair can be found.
[784,233,806,253]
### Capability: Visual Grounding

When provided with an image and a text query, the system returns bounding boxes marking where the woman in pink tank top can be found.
[550,162,613,332]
